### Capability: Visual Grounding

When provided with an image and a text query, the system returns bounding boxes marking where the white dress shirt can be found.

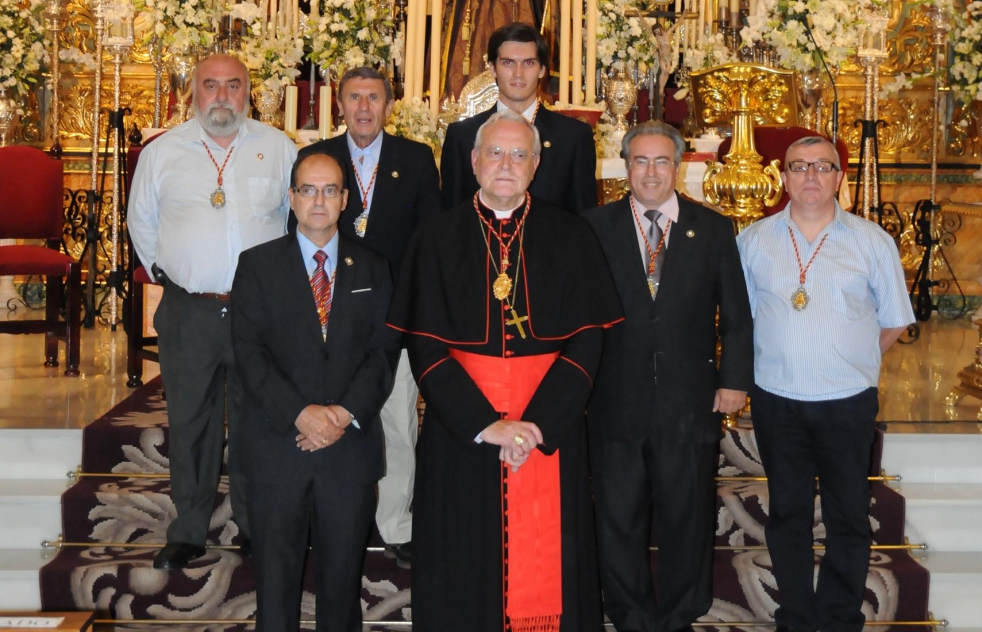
[346,132,383,214]
[128,118,297,293]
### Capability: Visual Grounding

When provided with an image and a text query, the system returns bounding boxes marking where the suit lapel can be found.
[324,237,356,347]
[370,133,399,217]
[606,197,655,310]
[657,195,697,300]
[282,233,326,343]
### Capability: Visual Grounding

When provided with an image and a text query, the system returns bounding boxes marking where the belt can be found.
[191,291,232,301]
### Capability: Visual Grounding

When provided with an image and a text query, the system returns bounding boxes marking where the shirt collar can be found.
[772,200,856,235]
[176,117,259,147]
[496,99,539,121]
[296,228,340,274]
[346,131,384,164]
[630,192,680,223]
[478,190,526,219]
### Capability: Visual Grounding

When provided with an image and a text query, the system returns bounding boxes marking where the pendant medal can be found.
[493,273,513,301]
[791,286,810,311]
[647,274,658,300]
[354,211,369,237]
[210,187,226,209]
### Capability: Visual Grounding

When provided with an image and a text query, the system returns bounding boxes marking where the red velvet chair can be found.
[716,126,850,216]
[0,146,81,376]
[123,137,162,387]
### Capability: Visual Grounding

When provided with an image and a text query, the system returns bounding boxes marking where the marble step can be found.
[0,480,68,549]
[0,548,56,610]
[915,551,982,627]
[881,433,982,483]
[894,482,982,552]
[0,429,82,480]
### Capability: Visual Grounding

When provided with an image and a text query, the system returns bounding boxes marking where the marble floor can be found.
[1,309,981,432]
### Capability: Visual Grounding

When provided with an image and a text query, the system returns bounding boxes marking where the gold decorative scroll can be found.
[60,77,157,144]
[691,63,798,130]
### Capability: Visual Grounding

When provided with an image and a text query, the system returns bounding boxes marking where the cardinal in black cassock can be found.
[387,110,623,632]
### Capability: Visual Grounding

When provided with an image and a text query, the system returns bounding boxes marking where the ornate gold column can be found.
[694,64,786,232]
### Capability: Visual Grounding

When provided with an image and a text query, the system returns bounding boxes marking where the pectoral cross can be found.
[505,308,528,339]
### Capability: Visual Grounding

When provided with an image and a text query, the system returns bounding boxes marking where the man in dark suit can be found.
[581,121,754,632]
[440,22,597,212]
[232,149,400,631]
[299,66,440,568]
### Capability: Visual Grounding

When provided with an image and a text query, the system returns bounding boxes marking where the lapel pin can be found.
[391,170,399,178]
[257,153,264,160]
[686,229,695,238]
[345,257,354,266]
[543,140,552,148]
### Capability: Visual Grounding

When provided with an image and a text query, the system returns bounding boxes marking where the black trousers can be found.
[155,283,249,545]
[594,430,720,632]
[752,386,878,632]
[250,465,375,632]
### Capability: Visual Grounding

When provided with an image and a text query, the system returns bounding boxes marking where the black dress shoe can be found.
[384,541,412,569]
[153,542,206,571]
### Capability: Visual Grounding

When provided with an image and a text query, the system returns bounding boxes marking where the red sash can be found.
[450,349,563,632]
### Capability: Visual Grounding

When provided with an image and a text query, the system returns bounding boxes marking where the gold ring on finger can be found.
[514,435,525,446]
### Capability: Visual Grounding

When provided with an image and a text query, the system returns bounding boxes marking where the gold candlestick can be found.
[43,0,67,156]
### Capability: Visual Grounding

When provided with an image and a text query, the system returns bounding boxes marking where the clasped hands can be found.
[295,404,353,452]
[480,419,544,472]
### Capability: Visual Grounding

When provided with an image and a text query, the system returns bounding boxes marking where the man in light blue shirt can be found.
[736,136,914,632]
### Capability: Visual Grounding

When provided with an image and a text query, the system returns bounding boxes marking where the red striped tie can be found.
[310,250,333,339]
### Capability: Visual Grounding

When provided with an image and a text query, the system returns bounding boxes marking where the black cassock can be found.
[387,196,623,632]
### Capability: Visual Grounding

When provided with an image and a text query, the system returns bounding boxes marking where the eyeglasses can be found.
[628,157,675,171]
[483,147,535,164]
[787,160,838,173]
[292,185,343,198]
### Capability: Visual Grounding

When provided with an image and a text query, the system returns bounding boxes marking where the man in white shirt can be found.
[128,53,297,571]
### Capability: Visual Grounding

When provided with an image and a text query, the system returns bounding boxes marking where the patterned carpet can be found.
[39,378,930,630]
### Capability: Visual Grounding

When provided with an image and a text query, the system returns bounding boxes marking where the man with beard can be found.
[129,53,297,571]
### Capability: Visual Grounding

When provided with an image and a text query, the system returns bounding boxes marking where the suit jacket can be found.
[295,132,441,281]
[231,232,401,481]
[440,105,598,212]
[581,194,754,443]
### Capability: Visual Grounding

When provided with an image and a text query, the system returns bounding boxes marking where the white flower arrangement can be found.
[596,0,659,73]
[236,3,305,92]
[0,0,49,114]
[950,0,982,108]
[682,31,737,72]
[306,0,401,74]
[134,0,217,53]
[740,0,884,72]
[384,96,444,159]
[59,47,99,71]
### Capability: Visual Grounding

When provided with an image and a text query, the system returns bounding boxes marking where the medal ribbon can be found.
[351,159,379,212]
[202,142,234,188]
[789,225,829,286]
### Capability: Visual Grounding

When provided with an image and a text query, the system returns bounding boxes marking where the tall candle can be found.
[414,0,426,100]
[559,0,571,105]
[585,0,597,104]
[428,0,443,113]
[572,0,583,105]
[269,0,277,33]
[310,0,318,19]
[294,0,299,35]
[404,0,417,99]
[284,85,298,137]
[318,84,331,139]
